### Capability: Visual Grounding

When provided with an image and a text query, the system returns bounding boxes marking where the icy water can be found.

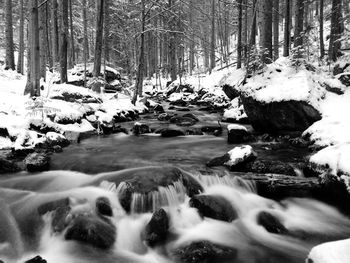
[0,107,349,263]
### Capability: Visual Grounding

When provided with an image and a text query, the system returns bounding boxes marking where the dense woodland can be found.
[0,0,349,98]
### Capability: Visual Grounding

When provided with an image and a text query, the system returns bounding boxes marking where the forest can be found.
[0,0,350,263]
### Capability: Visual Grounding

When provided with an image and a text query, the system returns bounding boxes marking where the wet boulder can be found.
[160,128,186,137]
[24,152,50,172]
[174,241,238,263]
[96,197,113,217]
[170,116,197,127]
[158,113,172,121]
[257,211,288,234]
[0,158,21,174]
[222,84,240,100]
[95,167,203,213]
[132,122,151,135]
[241,96,322,133]
[227,124,251,144]
[189,195,237,222]
[65,215,116,249]
[143,208,169,247]
[233,159,297,177]
[46,132,70,148]
[25,256,47,263]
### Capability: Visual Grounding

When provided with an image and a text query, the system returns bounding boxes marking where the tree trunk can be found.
[68,0,75,68]
[132,0,145,104]
[39,2,47,80]
[237,0,242,69]
[93,0,104,78]
[83,0,88,87]
[210,0,216,73]
[5,0,15,70]
[259,0,273,64]
[294,0,304,56]
[273,0,279,60]
[104,0,110,64]
[51,0,59,68]
[319,0,325,59]
[25,0,40,97]
[189,0,194,75]
[283,0,290,57]
[169,0,177,81]
[59,0,68,83]
[328,0,343,62]
[250,0,257,46]
[17,0,24,74]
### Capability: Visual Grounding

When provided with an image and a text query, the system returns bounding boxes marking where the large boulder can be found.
[173,241,237,263]
[222,84,240,100]
[189,195,237,222]
[64,215,116,249]
[143,208,169,247]
[132,122,151,135]
[24,153,50,172]
[94,167,203,213]
[241,96,322,133]
[240,58,324,133]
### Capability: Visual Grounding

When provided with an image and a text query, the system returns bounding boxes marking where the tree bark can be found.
[169,0,177,81]
[59,0,68,83]
[83,0,88,88]
[17,0,24,74]
[104,0,110,63]
[189,0,194,75]
[132,0,145,104]
[68,0,75,68]
[328,0,343,62]
[259,0,273,64]
[93,0,104,78]
[25,0,40,97]
[273,0,279,60]
[5,0,15,70]
[319,0,325,59]
[294,0,304,55]
[237,0,242,69]
[39,2,47,80]
[51,0,59,68]
[210,0,216,73]
[283,0,290,57]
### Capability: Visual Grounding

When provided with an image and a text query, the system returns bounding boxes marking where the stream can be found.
[0,105,348,263]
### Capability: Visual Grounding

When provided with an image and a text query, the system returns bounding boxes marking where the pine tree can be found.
[4,0,15,70]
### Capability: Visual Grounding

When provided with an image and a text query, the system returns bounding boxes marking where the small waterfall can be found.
[130,180,187,213]
[194,172,256,193]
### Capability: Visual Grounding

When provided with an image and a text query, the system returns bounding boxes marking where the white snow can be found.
[241,57,326,110]
[224,145,255,166]
[223,98,247,122]
[308,239,350,263]
[227,124,247,132]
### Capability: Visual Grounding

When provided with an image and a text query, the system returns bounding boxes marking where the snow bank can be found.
[308,239,350,263]
[227,124,247,132]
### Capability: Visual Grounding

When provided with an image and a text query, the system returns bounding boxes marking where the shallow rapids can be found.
[1,168,350,263]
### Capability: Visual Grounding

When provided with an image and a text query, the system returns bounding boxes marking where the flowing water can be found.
[0,107,349,263]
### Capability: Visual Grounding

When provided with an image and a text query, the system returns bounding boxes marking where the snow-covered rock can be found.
[227,124,250,144]
[224,145,257,167]
[240,58,325,132]
[307,239,350,263]
[222,98,248,123]
[207,145,257,169]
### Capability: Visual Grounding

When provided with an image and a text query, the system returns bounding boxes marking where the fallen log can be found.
[240,173,350,216]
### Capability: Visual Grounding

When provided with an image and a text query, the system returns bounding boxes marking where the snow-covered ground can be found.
[0,67,147,151]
